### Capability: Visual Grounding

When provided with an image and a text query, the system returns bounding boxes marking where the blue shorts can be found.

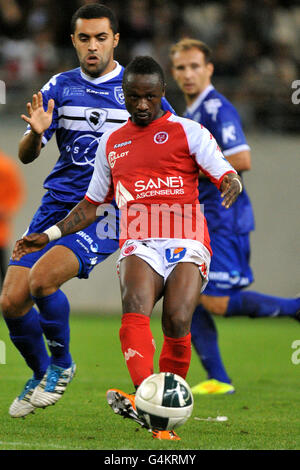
[203,231,254,296]
[9,192,119,279]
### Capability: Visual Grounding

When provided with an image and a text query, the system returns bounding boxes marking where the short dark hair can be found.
[123,56,165,89]
[71,3,119,34]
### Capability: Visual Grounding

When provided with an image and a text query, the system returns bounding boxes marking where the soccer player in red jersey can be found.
[12,56,242,440]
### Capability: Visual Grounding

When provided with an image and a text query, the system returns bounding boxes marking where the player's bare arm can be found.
[12,199,98,261]
[18,91,55,164]
[56,199,97,236]
[220,173,242,209]
[226,150,251,173]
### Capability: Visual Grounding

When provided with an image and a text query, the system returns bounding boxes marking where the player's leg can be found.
[189,232,244,393]
[27,245,79,408]
[192,294,231,387]
[118,254,164,388]
[202,233,300,319]
[1,266,50,377]
[2,191,75,373]
[0,265,50,417]
[155,261,200,444]
[224,290,300,319]
[160,262,202,380]
[190,299,234,395]
[106,250,164,429]
[3,193,84,414]
[27,218,119,408]
[29,245,80,367]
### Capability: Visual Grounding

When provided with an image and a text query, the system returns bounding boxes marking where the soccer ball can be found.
[135,372,193,430]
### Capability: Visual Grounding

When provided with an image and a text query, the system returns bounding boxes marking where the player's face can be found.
[172,48,213,101]
[71,18,119,78]
[124,73,165,126]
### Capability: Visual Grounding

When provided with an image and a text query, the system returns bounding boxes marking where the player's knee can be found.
[162,308,191,338]
[121,288,150,315]
[0,292,25,318]
[28,269,55,298]
[200,295,228,316]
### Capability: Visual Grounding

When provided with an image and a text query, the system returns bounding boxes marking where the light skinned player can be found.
[1,4,175,420]
[0,4,121,419]
[170,38,300,395]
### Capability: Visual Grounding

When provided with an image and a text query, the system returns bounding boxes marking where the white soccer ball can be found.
[135,372,194,430]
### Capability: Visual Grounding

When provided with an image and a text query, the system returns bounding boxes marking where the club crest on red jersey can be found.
[154,131,168,144]
[122,243,137,256]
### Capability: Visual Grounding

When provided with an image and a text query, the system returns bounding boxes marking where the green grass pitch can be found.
[0,314,300,450]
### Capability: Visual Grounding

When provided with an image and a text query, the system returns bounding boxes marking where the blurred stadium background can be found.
[0,0,299,310]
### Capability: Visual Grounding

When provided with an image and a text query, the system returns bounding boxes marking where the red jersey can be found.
[85,111,236,252]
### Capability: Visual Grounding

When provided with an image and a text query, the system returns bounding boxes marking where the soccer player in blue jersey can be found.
[170,38,300,394]
[0,3,174,418]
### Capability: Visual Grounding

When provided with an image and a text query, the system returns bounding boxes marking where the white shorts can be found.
[117,238,211,292]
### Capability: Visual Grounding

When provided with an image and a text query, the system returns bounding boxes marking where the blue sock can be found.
[4,307,50,380]
[33,290,72,369]
[226,291,300,318]
[191,305,231,384]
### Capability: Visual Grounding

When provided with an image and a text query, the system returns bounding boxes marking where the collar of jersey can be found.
[186,84,215,115]
[80,61,122,84]
[127,110,172,129]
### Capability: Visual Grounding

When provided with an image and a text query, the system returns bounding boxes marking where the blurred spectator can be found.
[0,149,25,288]
[0,0,299,131]
[0,0,30,39]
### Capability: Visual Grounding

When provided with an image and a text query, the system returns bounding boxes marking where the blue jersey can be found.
[184,85,254,234]
[26,62,174,204]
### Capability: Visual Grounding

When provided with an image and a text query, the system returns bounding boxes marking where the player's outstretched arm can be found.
[18,91,55,164]
[12,199,98,260]
[220,173,243,209]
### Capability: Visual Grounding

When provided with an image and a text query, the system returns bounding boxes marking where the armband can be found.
[232,177,243,194]
[43,225,62,242]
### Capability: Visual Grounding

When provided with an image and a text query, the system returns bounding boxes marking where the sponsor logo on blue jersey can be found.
[67,134,101,167]
[63,86,85,97]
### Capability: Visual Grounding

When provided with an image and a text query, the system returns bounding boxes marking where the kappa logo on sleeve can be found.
[222,122,237,144]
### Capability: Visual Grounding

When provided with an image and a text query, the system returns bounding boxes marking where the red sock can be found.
[119,313,156,388]
[159,333,192,379]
